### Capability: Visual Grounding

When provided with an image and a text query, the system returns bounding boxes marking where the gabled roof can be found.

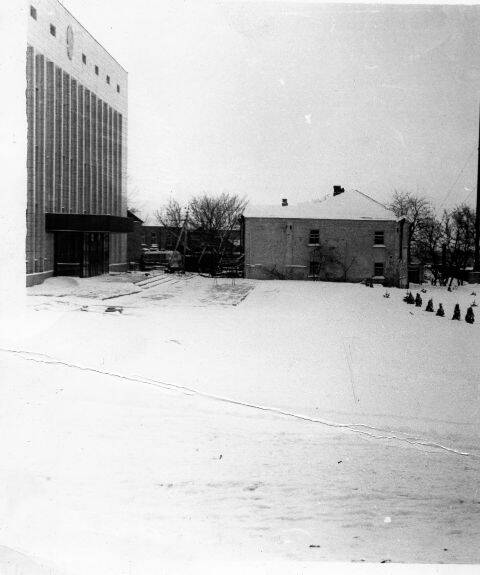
[127,209,144,223]
[243,190,397,221]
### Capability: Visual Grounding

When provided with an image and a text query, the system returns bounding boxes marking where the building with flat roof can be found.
[242,187,409,287]
[26,0,132,286]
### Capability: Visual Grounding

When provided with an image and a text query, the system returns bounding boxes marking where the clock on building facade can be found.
[66,25,74,60]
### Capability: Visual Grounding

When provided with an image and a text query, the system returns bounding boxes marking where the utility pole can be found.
[475,102,480,271]
[183,209,188,273]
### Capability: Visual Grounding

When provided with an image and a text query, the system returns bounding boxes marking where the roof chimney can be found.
[333,185,345,197]
[282,198,288,206]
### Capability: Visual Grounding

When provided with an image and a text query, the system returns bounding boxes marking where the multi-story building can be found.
[26,0,132,286]
[242,187,409,287]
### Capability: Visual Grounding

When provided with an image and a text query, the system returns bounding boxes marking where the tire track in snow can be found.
[0,346,476,460]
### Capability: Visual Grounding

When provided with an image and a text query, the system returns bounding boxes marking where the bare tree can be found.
[154,198,185,249]
[415,214,444,284]
[443,204,476,286]
[184,193,247,274]
[309,242,357,282]
[327,241,358,282]
[389,190,476,286]
[189,193,247,233]
[389,190,433,261]
[188,192,248,251]
[154,198,184,228]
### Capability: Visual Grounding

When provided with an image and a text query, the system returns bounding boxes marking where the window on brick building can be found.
[151,232,157,245]
[50,24,56,36]
[374,262,384,277]
[374,230,385,245]
[82,53,87,64]
[30,6,37,19]
[95,65,99,75]
[308,229,320,245]
[106,75,110,84]
[117,84,120,93]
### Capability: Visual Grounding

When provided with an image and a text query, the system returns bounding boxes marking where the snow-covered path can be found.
[1,274,479,571]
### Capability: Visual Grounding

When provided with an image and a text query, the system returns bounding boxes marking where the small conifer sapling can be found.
[405,292,415,304]
[465,307,475,324]
[452,304,461,320]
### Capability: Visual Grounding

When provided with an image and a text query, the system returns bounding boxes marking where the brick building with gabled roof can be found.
[242,187,409,286]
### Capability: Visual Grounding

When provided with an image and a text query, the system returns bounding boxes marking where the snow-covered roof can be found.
[243,190,397,221]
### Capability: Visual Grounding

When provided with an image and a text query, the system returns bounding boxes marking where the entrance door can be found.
[54,231,110,278]
[54,232,83,276]
[86,232,101,277]
[86,232,110,277]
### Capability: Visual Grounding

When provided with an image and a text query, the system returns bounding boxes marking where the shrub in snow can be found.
[452,304,461,321]
[425,299,434,312]
[465,307,475,324]
[436,303,445,317]
[404,292,414,304]
[415,293,422,307]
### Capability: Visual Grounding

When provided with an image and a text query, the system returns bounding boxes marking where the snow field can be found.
[18,276,480,454]
[1,354,479,572]
[0,274,479,571]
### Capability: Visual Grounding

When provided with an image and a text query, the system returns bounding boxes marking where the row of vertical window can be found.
[30,5,122,94]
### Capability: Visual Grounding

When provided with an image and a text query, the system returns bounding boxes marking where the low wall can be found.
[109,262,128,273]
[26,270,54,287]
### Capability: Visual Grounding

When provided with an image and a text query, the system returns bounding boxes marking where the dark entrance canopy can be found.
[45,213,133,233]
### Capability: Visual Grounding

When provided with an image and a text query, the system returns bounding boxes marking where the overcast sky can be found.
[62,0,480,220]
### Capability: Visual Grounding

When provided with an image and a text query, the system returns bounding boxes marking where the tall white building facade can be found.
[26,0,131,286]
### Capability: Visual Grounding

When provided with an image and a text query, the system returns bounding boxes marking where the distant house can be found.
[126,210,242,272]
[140,226,179,251]
[126,211,180,264]
[242,187,409,287]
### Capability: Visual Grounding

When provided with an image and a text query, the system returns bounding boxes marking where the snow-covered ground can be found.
[1,273,479,573]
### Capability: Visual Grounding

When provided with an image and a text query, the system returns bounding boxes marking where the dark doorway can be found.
[54,232,109,277]
[85,232,109,277]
